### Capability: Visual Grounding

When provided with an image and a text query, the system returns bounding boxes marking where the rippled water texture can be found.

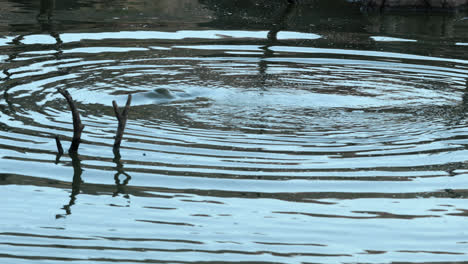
[1,0,468,263]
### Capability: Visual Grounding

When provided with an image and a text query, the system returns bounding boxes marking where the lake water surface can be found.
[1,0,468,263]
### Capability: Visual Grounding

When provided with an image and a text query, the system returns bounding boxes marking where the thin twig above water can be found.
[112,94,132,153]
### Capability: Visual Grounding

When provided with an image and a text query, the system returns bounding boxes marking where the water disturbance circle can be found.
[1,2,468,263]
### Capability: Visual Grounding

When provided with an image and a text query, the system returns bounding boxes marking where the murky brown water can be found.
[1,0,468,263]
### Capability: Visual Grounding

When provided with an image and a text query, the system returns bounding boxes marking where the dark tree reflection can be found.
[54,149,133,218]
[259,2,296,86]
[1,35,24,111]
[37,0,63,58]
[56,152,83,218]
[113,150,132,199]
[462,78,468,113]
[2,0,63,111]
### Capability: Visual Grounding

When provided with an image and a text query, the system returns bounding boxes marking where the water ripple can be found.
[1,27,468,263]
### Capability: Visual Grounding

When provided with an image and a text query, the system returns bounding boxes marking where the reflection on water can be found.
[56,152,82,219]
[1,0,468,263]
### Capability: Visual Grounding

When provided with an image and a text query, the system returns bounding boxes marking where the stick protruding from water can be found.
[112,94,132,152]
[57,88,85,153]
[55,135,64,156]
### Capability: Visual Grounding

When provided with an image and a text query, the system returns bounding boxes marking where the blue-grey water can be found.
[1,0,468,263]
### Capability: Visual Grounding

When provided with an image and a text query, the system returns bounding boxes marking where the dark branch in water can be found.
[112,94,132,152]
[55,135,63,155]
[54,135,64,163]
[57,88,85,153]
